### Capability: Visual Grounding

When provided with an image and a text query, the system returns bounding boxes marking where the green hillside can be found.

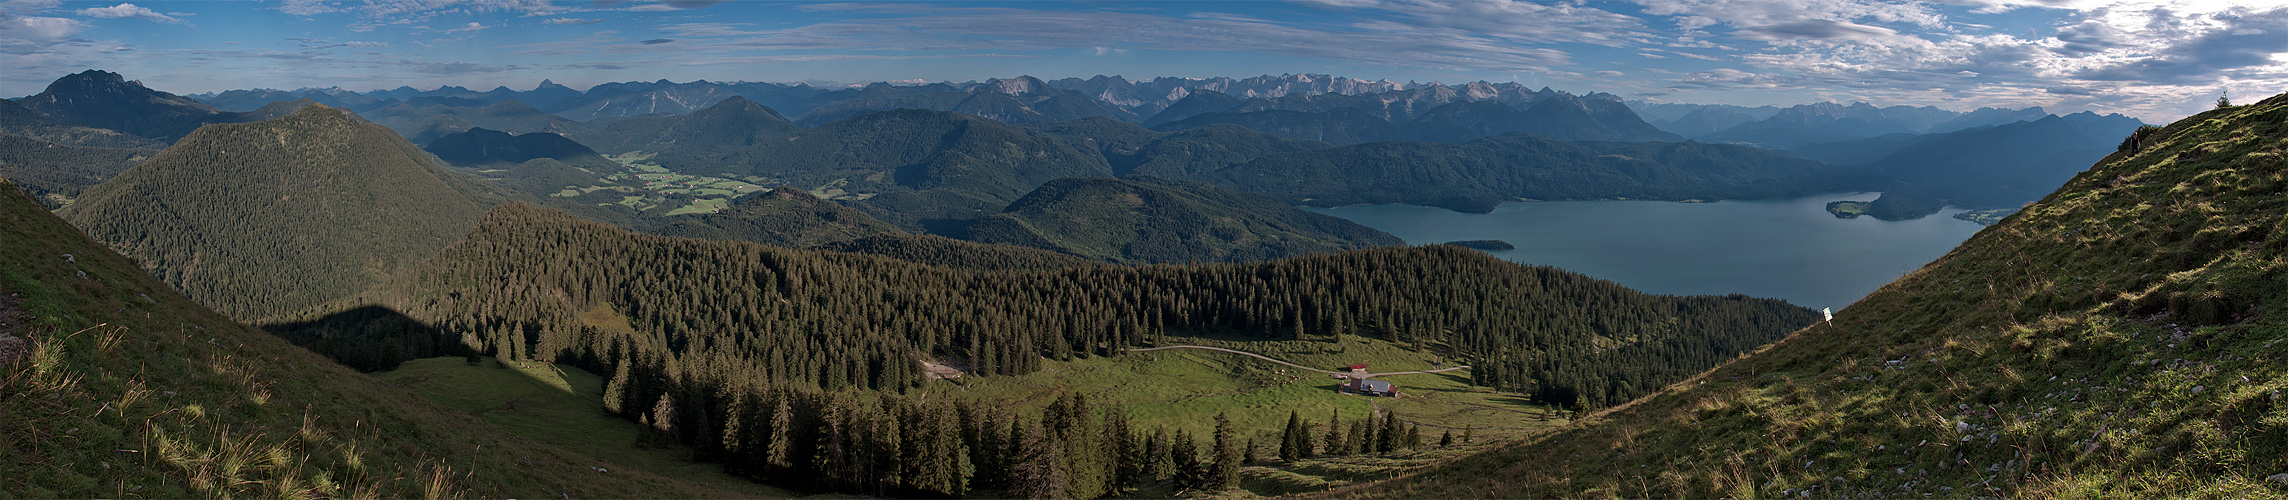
[56,105,494,321]
[296,201,1815,496]
[1207,132,1881,213]
[653,186,906,247]
[0,177,770,498]
[964,176,1401,264]
[1343,93,2288,498]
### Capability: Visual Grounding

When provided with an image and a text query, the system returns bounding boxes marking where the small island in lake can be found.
[1824,200,1872,218]
[1444,239,1516,250]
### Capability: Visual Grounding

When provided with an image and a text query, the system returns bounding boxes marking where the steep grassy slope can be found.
[57,105,493,321]
[653,186,906,247]
[0,178,762,498]
[1341,94,2288,498]
[964,177,1400,264]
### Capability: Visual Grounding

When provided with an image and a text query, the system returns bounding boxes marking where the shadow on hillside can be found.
[262,305,472,372]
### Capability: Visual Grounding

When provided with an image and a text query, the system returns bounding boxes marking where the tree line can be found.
[266,203,1817,493]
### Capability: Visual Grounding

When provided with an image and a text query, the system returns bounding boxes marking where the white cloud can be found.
[77,3,184,23]
[442,21,487,33]
[277,0,340,16]
[1,15,81,41]
[547,17,603,25]
[278,0,554,18]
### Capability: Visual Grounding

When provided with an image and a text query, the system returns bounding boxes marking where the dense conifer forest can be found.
[56,106,501,320]
[256,201,1818,496]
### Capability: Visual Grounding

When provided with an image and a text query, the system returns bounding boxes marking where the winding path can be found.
[1120,345,1469,378]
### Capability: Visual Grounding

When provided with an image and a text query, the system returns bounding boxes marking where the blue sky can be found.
[4,0,2285,121]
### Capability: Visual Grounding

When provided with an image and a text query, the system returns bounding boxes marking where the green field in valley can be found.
[921,333,1570,497]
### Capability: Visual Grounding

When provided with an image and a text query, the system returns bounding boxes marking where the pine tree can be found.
[766,399,795,470]
[1171,429,1203,492]
[1279,410,1304,462]
[1324,409,1346,456]
[1145,428,1174,481]
[1378,414,1401,453]
[1439,429,1454,448]
[603,361,632,415]
[1012,417,1069,499]
[1210,413,1239,490]
[1104,409,1144,493]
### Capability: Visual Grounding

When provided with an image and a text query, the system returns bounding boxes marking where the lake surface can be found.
[1304,193,1987,311]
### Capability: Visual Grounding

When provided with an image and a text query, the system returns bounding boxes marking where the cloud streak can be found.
[76,3,184,24]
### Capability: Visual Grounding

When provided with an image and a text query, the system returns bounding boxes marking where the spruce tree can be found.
[1324,409,1346,456]
[1011,417,1068,500]
[1378,414,1401,453]
[1439,429,1454,448]
[766,400,795,470]
[1171,429,1203,492]
[1145,428,1174,481]
[1279,410,1304,462]
[1210,413,1239,490]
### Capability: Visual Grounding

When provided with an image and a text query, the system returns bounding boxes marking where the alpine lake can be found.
[1305,192,1990,311]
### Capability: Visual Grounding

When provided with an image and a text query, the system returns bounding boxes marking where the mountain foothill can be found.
[8,69,2253,499]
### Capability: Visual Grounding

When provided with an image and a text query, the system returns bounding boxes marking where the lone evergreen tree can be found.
[1210,413,1240,489]
[1279,410,1305,462]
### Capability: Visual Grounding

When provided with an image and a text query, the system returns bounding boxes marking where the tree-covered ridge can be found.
[425,127,607,167]
[809,233,1104,271]
[0,98,167,150]
[1205,132,1881,213]
[653,186,906,248]
[273,201,1816,495]
[324,200,1814,407]
[364,99,590,144]
[10,70,235,142]
[1345,93,2288,499]
[964,176,1401,264]
[56,105,493,321]
[571,95,801,162]
[0,134,155,208]
[0,178,759,498]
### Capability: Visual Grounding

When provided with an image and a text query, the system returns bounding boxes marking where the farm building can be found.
[1344,378,1396,397]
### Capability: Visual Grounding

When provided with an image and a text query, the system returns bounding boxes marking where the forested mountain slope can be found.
[1206,132,1879,213]
[1342,93,2288,498]
[964,177,1400,264]
[0,177,766,498]
[0,134,153,208]
[56,105,496,321]
[10,70,236,143]
[653,186,905,247]
[285,201,1817,495]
